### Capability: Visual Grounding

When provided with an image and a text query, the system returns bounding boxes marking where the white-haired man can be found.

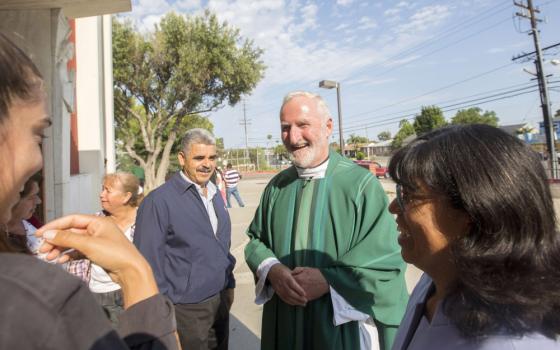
[245,92,408,350]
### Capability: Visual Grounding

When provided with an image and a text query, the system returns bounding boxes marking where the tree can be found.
[356,151,365,160]
[329,142,340,154]
[413,106,447,135]
[347,134,369,144]
[347,134,368,158]
[377,131,392,141]
[113,12,265,191]
[273,143,289,161]
[392,119,415,149]
[451,107,499,126]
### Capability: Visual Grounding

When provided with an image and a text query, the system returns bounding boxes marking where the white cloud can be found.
[334,23,350,31]
[121,0,456,101]
[358,16,377,30]
[396,5,450,34]
[384,55,421,68]
[384,8,400,16]
[336,0,354,6]
[383,1,412,17]
[176,0,201,10]
[487,47,505,54]
[298,3,319,31]
[345,77,396,87]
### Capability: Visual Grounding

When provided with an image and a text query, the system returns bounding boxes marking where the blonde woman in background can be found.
[67,172,142,326]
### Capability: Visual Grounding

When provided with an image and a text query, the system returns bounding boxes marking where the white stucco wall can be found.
[0,9,73,221]
[74,14,115,214]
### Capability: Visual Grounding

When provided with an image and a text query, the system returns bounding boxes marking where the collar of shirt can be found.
[180,171,217,200]
[295,158,329,180]
[179,171,219,235]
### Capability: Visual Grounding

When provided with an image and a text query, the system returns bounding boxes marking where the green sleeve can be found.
[319,175,408,336]
[244,183,277,273]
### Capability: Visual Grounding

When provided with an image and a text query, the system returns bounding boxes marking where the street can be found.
[227,173,423,349]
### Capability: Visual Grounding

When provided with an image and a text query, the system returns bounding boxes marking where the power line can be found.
[341,61,516,123]
[355,17,512,82]
[342,81,538,126]
[334,81,560,135]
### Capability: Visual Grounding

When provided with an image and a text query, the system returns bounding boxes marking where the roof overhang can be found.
[0,0,131,18]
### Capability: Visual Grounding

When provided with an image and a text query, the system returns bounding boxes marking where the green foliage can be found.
[250,147,268,170]
[347,134,369,144]
[112,12,265,190]
[451,107,499,127]
[392,119,415,149]
[377,131,392,141]
[413,106,447,135]
[356,151,365,160]
[330,142,340,153]
[273,143,289,160]
[225,147,269,170]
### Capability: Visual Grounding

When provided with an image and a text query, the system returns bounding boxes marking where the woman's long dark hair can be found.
[389,124,560,338]
[0,34,43,252]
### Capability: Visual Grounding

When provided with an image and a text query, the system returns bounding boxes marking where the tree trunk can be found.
[142,161,158,193]
[155,135,177,186]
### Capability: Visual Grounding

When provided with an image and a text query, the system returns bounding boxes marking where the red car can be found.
[353,160,390,178]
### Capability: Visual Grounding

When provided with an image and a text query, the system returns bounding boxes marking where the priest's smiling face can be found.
[280,95,333,168]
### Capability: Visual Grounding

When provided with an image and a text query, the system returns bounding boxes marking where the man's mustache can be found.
[288,142,309,150]
[196,166,213,173]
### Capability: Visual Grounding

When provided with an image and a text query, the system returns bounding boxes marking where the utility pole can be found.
[256,147,259,171]
[514,0,557,178]
[239,100,251,171]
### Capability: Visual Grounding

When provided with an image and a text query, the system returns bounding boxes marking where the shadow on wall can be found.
[229,314,260,350]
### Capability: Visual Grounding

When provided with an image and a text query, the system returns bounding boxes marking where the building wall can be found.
[0,10,116,219]
[0,9,74,221]
[74,14,116,214]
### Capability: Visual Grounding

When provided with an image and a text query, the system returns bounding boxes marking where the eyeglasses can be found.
[395,184,442,212]
[395,184,406,212]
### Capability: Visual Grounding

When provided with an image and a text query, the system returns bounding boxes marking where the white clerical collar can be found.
[180,170,217,198]
[295,158,329,180]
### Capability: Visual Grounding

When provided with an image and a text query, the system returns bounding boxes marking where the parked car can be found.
[353,160,390,178]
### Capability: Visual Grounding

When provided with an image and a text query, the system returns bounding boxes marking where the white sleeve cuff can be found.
[330,287,379,349]
[254,257,280,305]
[330,286,370,326]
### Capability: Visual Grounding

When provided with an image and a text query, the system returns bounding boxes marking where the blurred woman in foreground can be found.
[389,124,560,349]
[5,174,42,254]
[0,33,177,349]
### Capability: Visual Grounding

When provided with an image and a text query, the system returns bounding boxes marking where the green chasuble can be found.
[245,151,409,350]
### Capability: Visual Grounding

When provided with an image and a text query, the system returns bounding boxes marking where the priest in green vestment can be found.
[245,91,409,350]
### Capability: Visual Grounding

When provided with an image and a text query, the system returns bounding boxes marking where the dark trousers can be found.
[175,289,234,350]
[92,289,124,328]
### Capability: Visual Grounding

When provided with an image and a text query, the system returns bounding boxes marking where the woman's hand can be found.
[36,214,158,308]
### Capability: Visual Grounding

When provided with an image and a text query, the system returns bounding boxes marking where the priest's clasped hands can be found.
[267,263,329,306]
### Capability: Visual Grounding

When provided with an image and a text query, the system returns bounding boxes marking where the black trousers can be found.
[175,289,234,350]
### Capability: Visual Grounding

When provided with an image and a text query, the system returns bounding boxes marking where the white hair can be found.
[280,91,332,121]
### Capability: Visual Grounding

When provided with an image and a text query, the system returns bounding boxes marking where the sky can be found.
[122,0,560,148]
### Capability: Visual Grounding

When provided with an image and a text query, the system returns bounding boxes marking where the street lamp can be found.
[319,80,344,155]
